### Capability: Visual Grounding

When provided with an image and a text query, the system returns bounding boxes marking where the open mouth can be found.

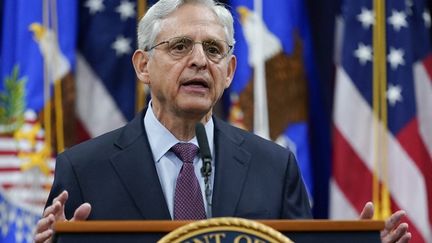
[181,79,209,89]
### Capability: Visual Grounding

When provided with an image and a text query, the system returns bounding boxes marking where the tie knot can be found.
[171,143,198,163]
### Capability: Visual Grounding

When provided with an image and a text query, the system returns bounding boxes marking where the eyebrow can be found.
[169,35,226,42]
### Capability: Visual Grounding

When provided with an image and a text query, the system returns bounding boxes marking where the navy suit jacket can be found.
[46,111,312,220]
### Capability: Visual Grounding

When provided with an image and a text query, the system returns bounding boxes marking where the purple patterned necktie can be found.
[171,143,206,220]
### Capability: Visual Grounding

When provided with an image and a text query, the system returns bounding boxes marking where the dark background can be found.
[303,0,339,219]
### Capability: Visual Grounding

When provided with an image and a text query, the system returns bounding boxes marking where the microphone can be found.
[195,122,212,208]
[196,123,212,177]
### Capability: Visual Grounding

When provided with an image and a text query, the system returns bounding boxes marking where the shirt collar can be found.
[144,101,214,163]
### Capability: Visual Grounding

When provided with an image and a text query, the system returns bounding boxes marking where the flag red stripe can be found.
[333,127,372,212]
[76,119,91,143]
[1,183,52,189]
[396,118,432,227]
[422,54,432,84]
[0,168,21,172]
[0,151,19,155]
[0,151,53,155]
[333,127,425,242]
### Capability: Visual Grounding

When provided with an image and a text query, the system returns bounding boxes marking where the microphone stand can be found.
[196,123,213,214]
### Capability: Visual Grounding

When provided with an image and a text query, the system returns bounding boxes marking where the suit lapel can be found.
[108,113,251,219]
[110,111,171,220]
[212,118,251,217]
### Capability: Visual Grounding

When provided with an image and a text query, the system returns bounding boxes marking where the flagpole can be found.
[51,0,65,153]
[42,0,52,154]
[253,0,269,139]
[372,0,390,219]
[135,0,147,113]
[378,0,391,218]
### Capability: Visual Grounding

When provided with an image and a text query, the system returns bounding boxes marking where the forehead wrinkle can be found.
[156,5,226,42]
[160,19,224,40]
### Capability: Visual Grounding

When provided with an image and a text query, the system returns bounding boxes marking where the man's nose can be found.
[188,43,208,68]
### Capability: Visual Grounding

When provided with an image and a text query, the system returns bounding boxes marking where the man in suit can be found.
[35,0,411,242]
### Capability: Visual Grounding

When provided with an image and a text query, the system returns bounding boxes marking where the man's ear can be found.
[132,49,150,84]
[225,55,237,88]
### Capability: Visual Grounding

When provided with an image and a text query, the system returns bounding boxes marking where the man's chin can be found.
[177,103,212,119]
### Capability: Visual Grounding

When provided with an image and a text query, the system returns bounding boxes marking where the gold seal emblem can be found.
[159,217,293,243]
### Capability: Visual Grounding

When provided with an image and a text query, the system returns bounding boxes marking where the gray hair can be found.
[137,0,235,52]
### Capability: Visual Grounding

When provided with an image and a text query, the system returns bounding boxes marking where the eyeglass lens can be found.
[167,37,229,61]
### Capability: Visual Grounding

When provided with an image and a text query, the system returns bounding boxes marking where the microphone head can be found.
[195,122,212,159]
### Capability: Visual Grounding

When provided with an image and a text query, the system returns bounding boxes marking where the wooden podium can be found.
[53,219,384,242]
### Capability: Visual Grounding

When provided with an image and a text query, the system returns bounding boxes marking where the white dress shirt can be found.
[144,102,215,219]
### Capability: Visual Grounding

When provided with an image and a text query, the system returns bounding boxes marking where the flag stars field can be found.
[85,0,105,14]
[116,0,135,20]
[15,217,24,242]
[112,35,132,56]
[423,10,431,28]
[387,47,405,70]
[357,7,374,29]
[388,10,408,31]
[354,42,373,65]
[0,202,6,235]
[387,84,403,106]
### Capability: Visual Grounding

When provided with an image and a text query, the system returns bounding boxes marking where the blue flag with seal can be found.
[227,0,317,202]
[0,0,76,242]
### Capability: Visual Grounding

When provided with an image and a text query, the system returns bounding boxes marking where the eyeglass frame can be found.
[144,36,234,62]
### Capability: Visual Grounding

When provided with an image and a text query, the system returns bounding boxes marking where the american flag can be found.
[76,0,138,139]
[0,0,140,241]
[1,0,75,241]
[0,112,55,243]
[0,112,55,209]
[331,0,432,242]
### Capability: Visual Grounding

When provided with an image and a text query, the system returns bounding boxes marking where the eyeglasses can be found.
[145,36,233,62]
